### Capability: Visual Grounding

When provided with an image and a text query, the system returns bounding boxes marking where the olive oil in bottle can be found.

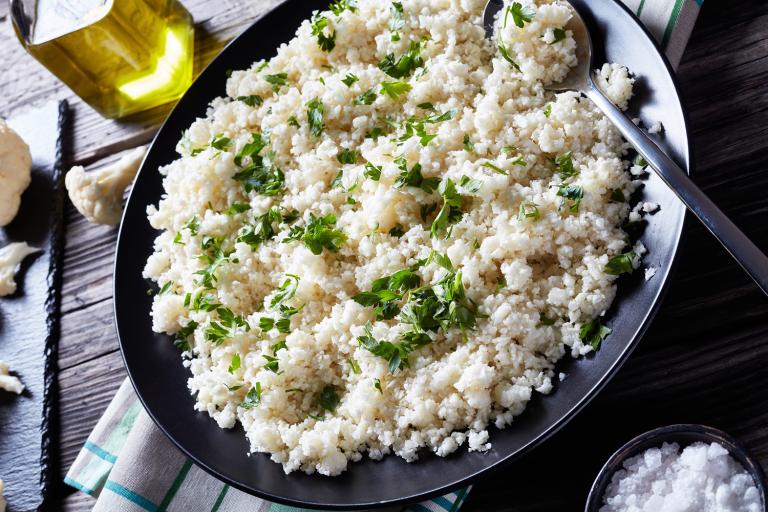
[11,0,195,118]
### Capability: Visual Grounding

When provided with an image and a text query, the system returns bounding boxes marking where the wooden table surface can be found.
[1,0,767,510]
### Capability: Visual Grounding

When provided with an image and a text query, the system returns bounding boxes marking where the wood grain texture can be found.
[0,0,762,509]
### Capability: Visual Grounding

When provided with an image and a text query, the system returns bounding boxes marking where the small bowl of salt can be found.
[586,424,767,512]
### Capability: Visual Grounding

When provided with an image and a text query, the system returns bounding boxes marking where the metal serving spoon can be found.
[484,0,768,296]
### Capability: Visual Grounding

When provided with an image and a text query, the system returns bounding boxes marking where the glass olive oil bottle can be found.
[11,0,195,118]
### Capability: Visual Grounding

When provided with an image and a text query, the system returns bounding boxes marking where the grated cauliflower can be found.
[0,119,32,227]
[65,146,146,225]
[0,242,40,297]
[0,361,24,394]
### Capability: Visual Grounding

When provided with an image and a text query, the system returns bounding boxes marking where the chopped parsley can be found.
[399,108,457,146]
[236,95,263,107]
[550,28,566,44]
[236,207,281,250]
[310,15,336,52]
[231,136,285,196]
[262,355,280,374]
[380,80,412,100]
[497,39,521,71]
[341,73,359,87]
[373,378,383,393]
[204,306,250,345]
[364,162,382,181]
[337,148,360,164]
[579,318,612,350]
[463,134,475,152]
[307,98,325,137]
[430,178,463,239]
[158,281,173,295]
[389,2,405,41]
[605,251,639,275]
[173,321,198,351]
[378,40,423,79]
[287,115,300,128]
[352,268,422,320]
[354,88,378,105]
[265,72,288,92]
[394,157,440,193]
[225,203,251,215]
[270,274,300,308]
[553,151,577,178]
[556,183,584,212]
[544,103,552,117]
[228,353,241,373]
[517,202,540,221]
[459,175,481,193]
[285,213,347,254]
[329,0,357,15]
[348,357,361,374]
[357,323,430,373]
[504,2,535,28]
[481,161,508,176]
[210,134,232,151]
[240,383,262,409]
[318,385,340,412]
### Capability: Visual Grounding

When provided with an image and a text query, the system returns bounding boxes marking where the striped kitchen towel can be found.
[64,1,701,510]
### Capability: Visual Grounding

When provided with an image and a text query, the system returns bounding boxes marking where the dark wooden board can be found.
[0,0,763,510]
[0,101,68,512]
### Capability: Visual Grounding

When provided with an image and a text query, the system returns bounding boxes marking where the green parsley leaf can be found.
[337,148,360,165]
[225,203,251,215]
[550,28,566,44]
[236,95,263,107]
[173,320,198,351]
[307,98,325,137]
[553,151,577,178]
[234,132,268,167]
[364,162,382,181]
[287,115,300,128]
[285,214,347,254]
[270,274,300,308]
[318,385,340,412]
[430,178,463,239]
[556,184,584,212]
[605,251,639,275]
[481,161,508,176]
[463,134,475,151]
[378,40,423,78]
[517,202,540,221]
[211,134,232,151]
[459,175,481,193]
[241,383,262,409]
[380,81,412,100]
[232,152,285,196]
[158,281,173,295]
[352,268,422,320]
[497,39,521,71]
[417,102,436,111]
[373,378,383,393]
[544,103,552,117]
[265,72,288,92]
[348,357,361,374]
[311,15,336,52]
[579,319,612,350]
[420,202,437,221]
[504,2,535,28]
[393,157,440,193]
[633,155,649,167]
[262,354,280,373]
[398,108,457,146]
[389,2,405,41]
[354,88,378,105]
[228,353,241,373]
[236,207,281,250]
[329,0,357,15]
[341,73,359,87]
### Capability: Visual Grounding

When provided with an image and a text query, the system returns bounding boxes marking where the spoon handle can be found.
[585,80,768,297]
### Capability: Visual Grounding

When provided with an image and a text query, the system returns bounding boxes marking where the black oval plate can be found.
[114,0,691,508]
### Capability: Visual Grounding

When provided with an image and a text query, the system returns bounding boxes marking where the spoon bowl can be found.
[483,0,768,296]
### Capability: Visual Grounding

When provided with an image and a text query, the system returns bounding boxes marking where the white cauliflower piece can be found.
[65,146,146,225]
[0,360,24,394]
[0,242,40,297]
[0,119,32,227]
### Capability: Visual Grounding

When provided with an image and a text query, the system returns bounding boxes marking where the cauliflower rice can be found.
[144,0,638,475]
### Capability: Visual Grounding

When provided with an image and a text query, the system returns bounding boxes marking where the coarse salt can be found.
[601,441,761,512]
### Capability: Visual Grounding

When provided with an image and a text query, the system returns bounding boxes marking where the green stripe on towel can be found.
[105,480,159,511]
[158,459,193,510]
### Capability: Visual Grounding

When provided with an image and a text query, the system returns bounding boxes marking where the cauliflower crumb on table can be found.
[143,0,641,476]
[0,242,40,297]
[0,119,32,227]
[65,146,147,225]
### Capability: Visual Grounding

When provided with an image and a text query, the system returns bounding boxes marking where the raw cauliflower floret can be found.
[0,119,32,227]
[0,242,40,297]
[65,146,146,225]
[0,360,24,394]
